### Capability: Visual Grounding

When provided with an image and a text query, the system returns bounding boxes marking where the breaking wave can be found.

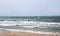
[0,21,60,28]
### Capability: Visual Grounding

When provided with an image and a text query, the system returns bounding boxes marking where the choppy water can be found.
[0,16,60,34]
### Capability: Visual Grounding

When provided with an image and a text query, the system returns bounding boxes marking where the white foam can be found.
[2,28,58,34]
[0,21,17,26]
[0,21,60,27]
[21,26,37,28]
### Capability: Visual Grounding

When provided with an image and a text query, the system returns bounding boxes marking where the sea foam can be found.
[0,21,60,26]
[0,28,58,35]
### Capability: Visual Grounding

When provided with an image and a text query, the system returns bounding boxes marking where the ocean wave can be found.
[0,21,60,27]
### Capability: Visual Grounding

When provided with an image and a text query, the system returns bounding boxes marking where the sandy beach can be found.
[0,31,59,36]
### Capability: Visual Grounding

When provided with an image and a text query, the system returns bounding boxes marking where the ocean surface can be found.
[0,16,60,34]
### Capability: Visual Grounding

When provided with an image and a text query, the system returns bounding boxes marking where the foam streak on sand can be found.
[0,28,58,35]
[0,28,60,36]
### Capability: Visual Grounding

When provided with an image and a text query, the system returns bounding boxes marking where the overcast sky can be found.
[0,0,60,16]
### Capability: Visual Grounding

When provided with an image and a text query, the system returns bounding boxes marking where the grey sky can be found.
[0,0,60,16]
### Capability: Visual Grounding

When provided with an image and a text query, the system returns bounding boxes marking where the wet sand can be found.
[0,31,60,36]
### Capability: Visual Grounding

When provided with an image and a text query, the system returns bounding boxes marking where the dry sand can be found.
[0,31,60,36]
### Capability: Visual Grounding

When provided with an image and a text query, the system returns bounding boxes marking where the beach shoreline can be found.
[0,28,60,36]
[0,31,60,36]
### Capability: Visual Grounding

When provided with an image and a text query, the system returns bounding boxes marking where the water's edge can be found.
[0,28,59,35]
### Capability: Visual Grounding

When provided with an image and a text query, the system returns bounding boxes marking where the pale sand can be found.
[0,31,60,36]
